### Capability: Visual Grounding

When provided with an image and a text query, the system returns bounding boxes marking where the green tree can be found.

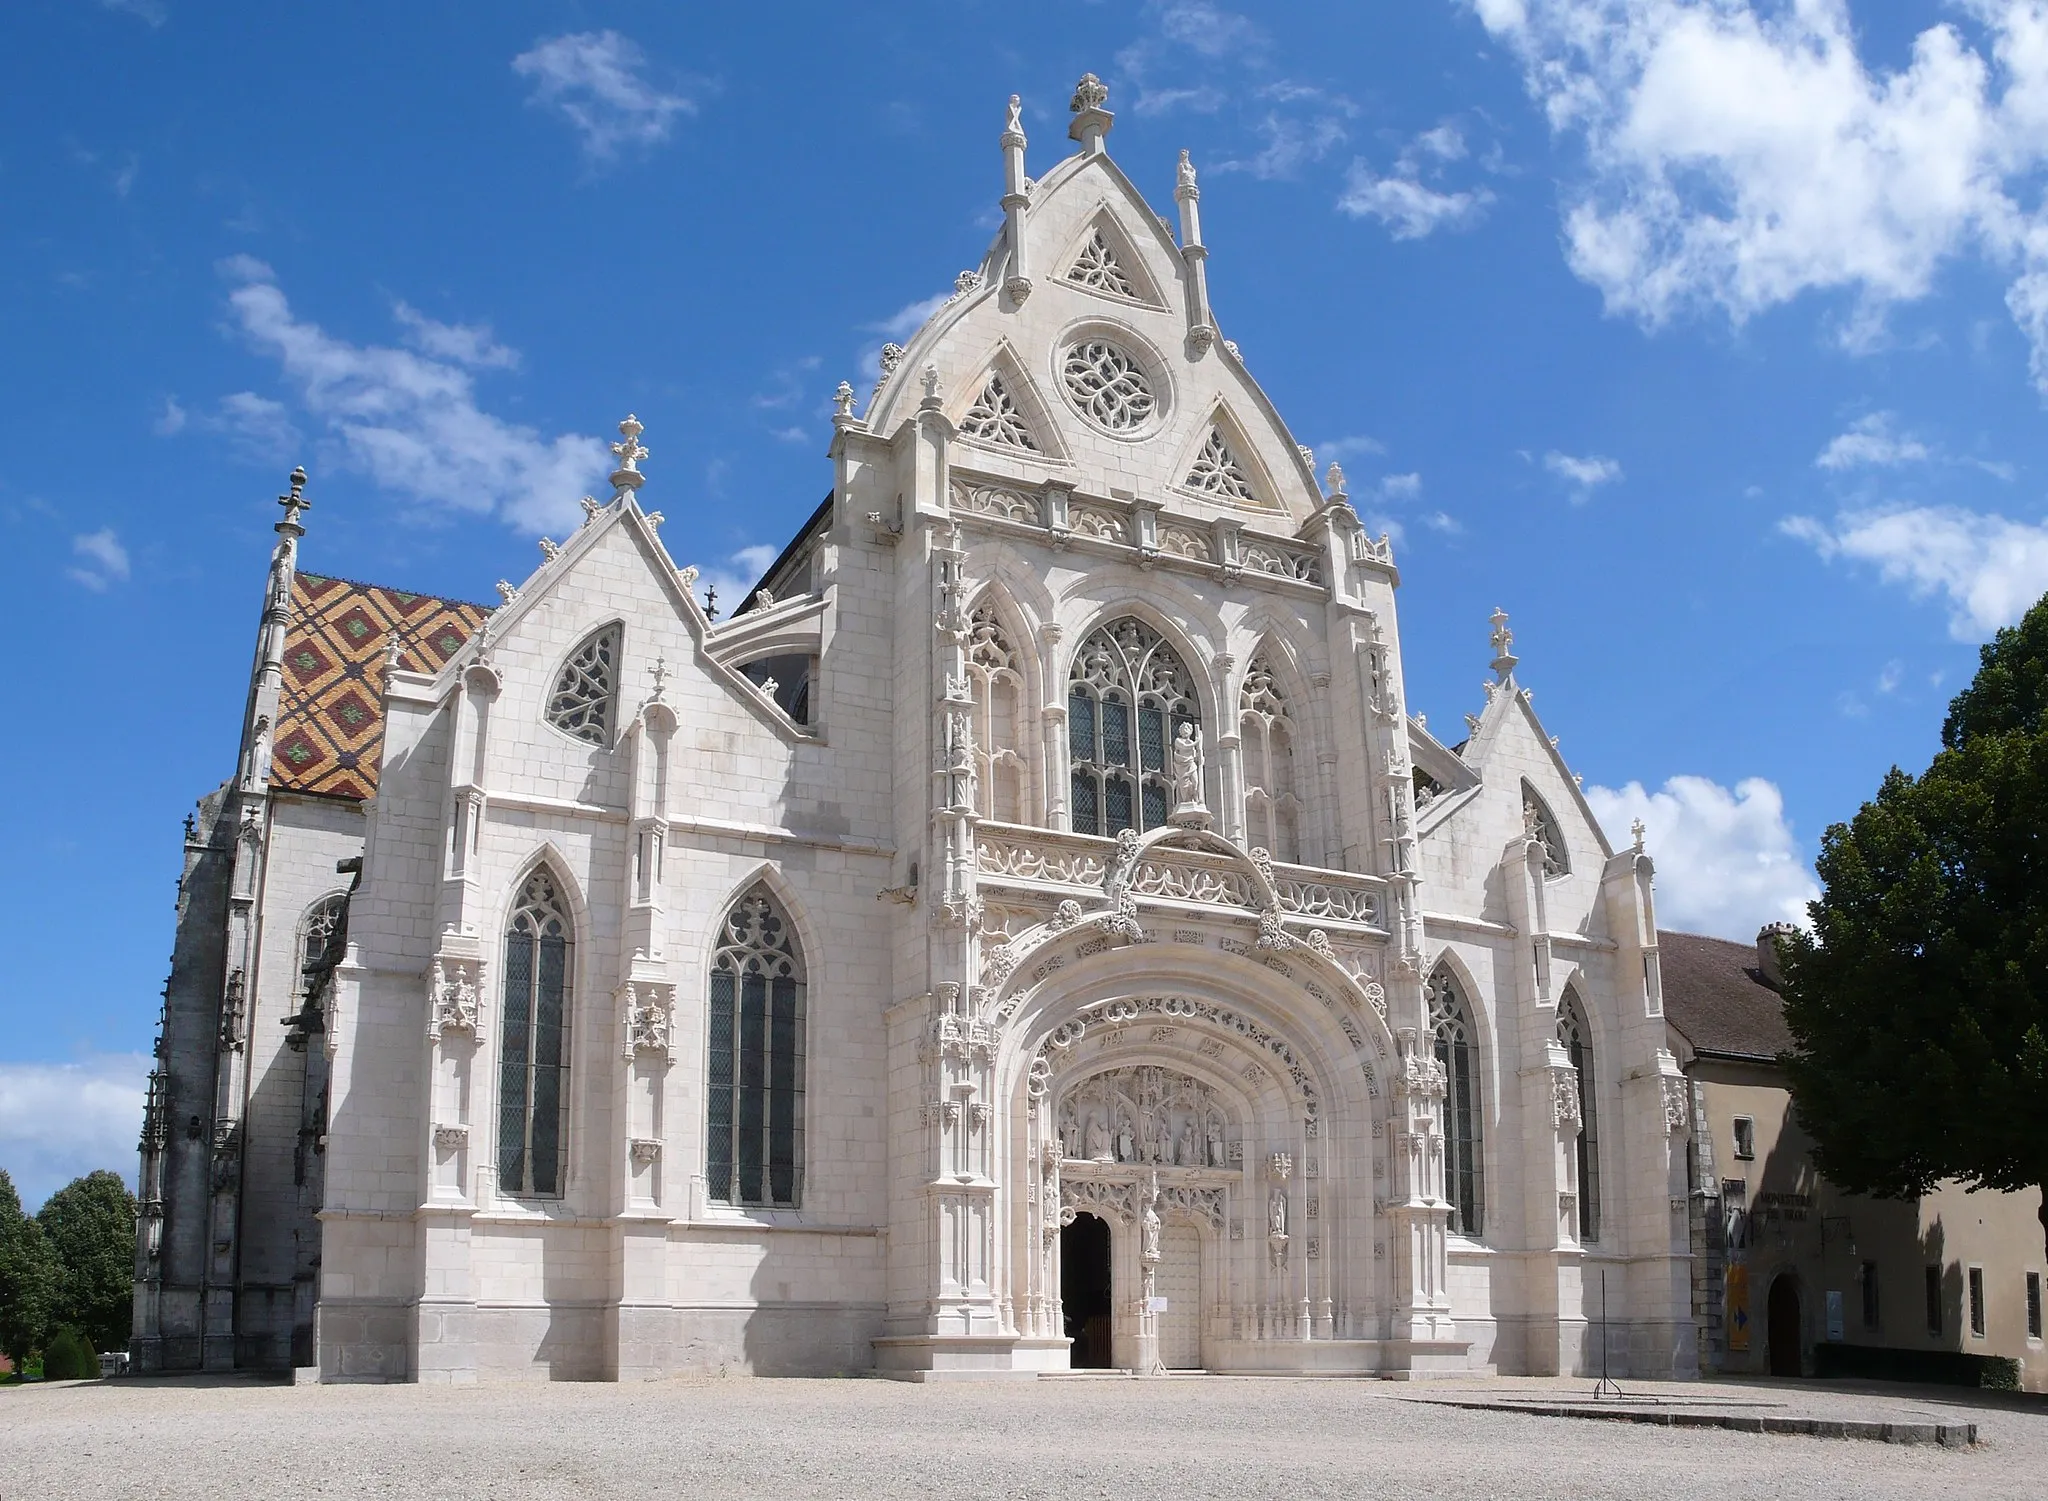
[0,1168,56,1372]
[36,1171,137,1354]
[1781,595,2048,1258]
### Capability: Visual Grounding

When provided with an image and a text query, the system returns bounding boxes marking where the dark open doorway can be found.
[1061,1212,1113,1369]
[1767,1274,1803,1377]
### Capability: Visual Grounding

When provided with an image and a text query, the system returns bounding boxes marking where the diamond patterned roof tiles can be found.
[270,572,493,800]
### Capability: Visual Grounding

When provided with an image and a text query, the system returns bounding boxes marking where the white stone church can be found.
[135,77,1699,1383]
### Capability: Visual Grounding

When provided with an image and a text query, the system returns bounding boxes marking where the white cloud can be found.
[1339,122,1494,237]
[1877,658,1905,694]
[693,544,780,618]
[1424,510,1465,534]
[1468,1,2048,391]
[392,302,519,370]
[1816,411,1932,470]
[1378,472,1424,501]
[0,1054,149,1210]
[217,257,606,533]
[152,396,186,436]
[67,527,131,591]
[210,390,301,465]
[99,0,165,26]
[511,31,697,160]
[1781,503,2048,638]
[1315,434,1388,463]
[1586,775,1818,940]
[1543,449,1623,497]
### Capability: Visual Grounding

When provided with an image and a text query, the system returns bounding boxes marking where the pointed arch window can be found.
[1184,427,1256,504]
[1067,618,1198,837]
[959,374,1039,451]
[297,892,348,994]
[1066,229,1138,298]
[1429,968,1484,1238]
[707,886,806,1208]
[1558,991,1601,1242]
[499,867,573,1198]
[546,623,622,746]
[1522,783,1567,877]
[1239,655,1300,863]
[967,604,1028,823]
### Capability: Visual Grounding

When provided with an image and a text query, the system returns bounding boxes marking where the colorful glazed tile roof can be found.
[270,572,493,800]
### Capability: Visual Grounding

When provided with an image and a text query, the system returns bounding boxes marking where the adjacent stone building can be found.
[1666,927,2046,1390]
[136,77,1706,1382]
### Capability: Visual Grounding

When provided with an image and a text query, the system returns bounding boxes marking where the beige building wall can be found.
[1688,1056,2045,1391]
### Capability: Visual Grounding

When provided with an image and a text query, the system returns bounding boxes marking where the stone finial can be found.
[1176,148,1198,198]
[1631,817,1646,852]
[1325,462,1348,501]
[609,414,648,492]
[920,363,942,407]
[1489,607,1517,681]
[539,537,560,561]
[878,342,905,380]
[276,465,310,533]
[833,381,856,421]
[1069,73,1113,151]
[580,495,601,523]
[1005,93,1025,139]
[651,655,671,701]
[495,579,518,604]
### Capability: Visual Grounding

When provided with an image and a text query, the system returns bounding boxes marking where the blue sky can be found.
[9,0,2048,1204]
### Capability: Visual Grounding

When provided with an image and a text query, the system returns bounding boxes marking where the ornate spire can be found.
[1325,462,1348,503]
[1489,607,1518,682]
[1069,73,1113,153]
[275,465,310,536]
[609,414,648,492]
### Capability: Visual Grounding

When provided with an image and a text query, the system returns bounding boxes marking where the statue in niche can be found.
[1206,1114,1225,1168]
[1142,1194,1162,1262]
[1177,1120,1199,1167]
[1062,1110,1081,1160]
[1086,1112,1110,1161]
[1149,1114,1172,1165]
[1116,1113,1136,1164]
[1169,722,1209,825]
[1269,1187,1287,1238]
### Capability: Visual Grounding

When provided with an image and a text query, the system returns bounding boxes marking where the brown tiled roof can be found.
[270,573,493,800]
[1658,929,1795,1062]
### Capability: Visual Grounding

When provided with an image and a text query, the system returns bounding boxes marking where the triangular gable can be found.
[1460,675,1615,865]
[951,341,1071,461]
[1057,210,1164,307]
[1173,404,1282,512]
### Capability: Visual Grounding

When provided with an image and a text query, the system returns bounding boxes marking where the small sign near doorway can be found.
[1145,1296,1169,1313]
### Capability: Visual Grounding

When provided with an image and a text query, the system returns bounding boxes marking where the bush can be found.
[41,1326,97,1381]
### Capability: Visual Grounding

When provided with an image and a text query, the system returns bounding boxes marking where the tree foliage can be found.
[1781,596,2048,1255]
[36,1170,136,1354]
[0,1168,56,1372]
[40,1325,97,1381]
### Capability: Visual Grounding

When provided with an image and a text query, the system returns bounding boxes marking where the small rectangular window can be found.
[1732,1116,1756,1160]
[1969,1266,1986,1338]
[1862,1261,1880,1331]
[2028,1272,2042,1340]
[1926,1264,1943,1336]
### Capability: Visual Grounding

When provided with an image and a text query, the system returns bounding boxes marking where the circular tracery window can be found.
[1061,340,1156,433]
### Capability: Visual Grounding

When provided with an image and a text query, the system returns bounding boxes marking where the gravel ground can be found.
[2,1372,2043,1500]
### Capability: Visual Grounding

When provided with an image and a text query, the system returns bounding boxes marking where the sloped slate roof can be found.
[1659,929,1795,1062]
[270,572,493,800]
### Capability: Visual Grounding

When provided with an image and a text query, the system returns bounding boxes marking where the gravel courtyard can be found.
[4,1373,2043,1500]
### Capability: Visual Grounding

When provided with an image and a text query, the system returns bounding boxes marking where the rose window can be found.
[1061,341,1155,433]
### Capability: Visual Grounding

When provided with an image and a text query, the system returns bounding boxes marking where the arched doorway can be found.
[1061,1213,1114,1368]
[1767,1275,1802,1377]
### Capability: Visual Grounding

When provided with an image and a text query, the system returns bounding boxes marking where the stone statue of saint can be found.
[1268,1187,1287,1238]
[1086,1113,1110,1161]
[1169,722,1207,824]
[1116,1115,1136,1164]
[1177,1121,1198,1167]
[1149,1116,1172,1164]
[1206,1117,1225,1168]
[1142,1199,1162,1262]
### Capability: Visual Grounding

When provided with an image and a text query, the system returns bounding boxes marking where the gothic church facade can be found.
[136,77,1698,1383]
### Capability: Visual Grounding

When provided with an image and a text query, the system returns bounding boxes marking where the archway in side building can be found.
[1767,1274,1803,1377]
[1062,1213,1114,1368]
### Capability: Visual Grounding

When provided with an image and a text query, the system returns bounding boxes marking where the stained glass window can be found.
[1429,968,1484,1238]
[1557,991,1600,1243]
[546,623,622,745]
[1522,783,1568,877]
[499,866,573,1197]
[1067,618,1197,837]
[707,886,806,1208]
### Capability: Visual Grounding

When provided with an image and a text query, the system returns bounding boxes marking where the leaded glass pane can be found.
[1138,706,1165,773]
[1429,969,1484,1238]
[1141,780,1167,831]
[499,867,572,1198]
[1069,690,1095,764]
[708,887,806,1208]
[1072,772,1099,836]
[546,624,621,745]
[1105,774,1134,836]
[1102,697,1129,768]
